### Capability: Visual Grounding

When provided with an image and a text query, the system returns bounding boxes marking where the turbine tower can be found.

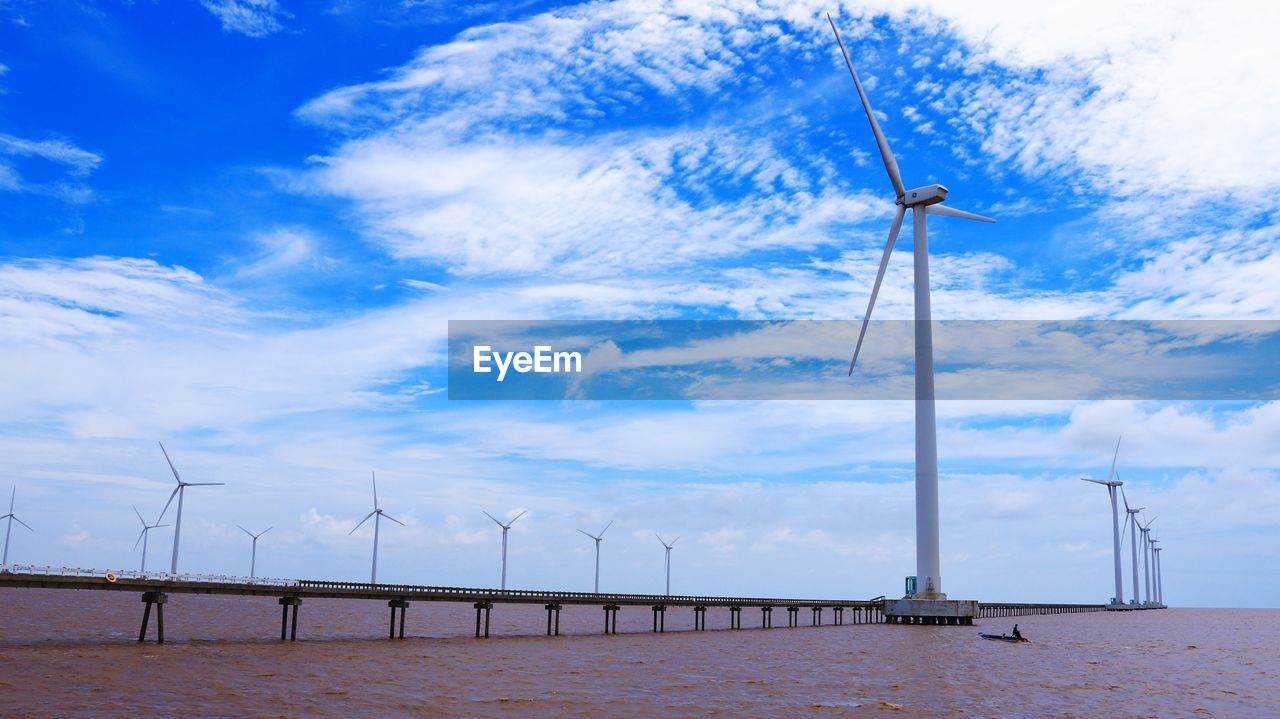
[484,510,526,590]
[1149,537,1161,605]
[656,534,678,596]
[1153,545,1164,605]
[237,525,272,578]
[157,442,224,575]
[349,471,403,585]
[2,486,33,566]
[133,505,168,572]
[1080,436,1125,605]
[576,521,612,593]
[1121,486,1142,605]
[829,16,994,607]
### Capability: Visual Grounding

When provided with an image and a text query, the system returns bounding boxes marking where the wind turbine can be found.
[156,442,224,575]
[576,521,612,593]
[237,525,272,578]
[1139,516,1157,605]
[1152,545,1164,605]
[132,506,168,572]
[1120,486,1143,605]
[2,486,33,566]
[656,534,678,596]
[1148,537,1162,605]
[829,15,995,602]
[1080,436,1125,605]
[349,471,403,585]
[483,510,526,590]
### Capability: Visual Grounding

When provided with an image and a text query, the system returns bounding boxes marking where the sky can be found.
[1,0,1278,608]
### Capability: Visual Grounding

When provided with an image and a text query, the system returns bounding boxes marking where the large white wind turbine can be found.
[133,506,168,572]
[484,509,526,590]
[237,525,272,578]
[576,521,612,593]
[157,442,224,575]
[1080,436,1125,605]
[1120,486,1142,605]
[1153,545,1164,605]
[656,534,678,596]
[349,471,403,585]
[830,15,994,602]
[2,486,33,566]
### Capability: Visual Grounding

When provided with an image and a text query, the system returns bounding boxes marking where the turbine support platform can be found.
[882,597,978,626]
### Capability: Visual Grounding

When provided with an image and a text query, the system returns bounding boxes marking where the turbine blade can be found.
[1080,477,1107,485]
[8,486,13,513]
[238,525,253,538]
[134,528,146,550]
[134,505,146,526]
[186,482,224,486]
[926,204,995,223]
[13,516,32,531]
[849,204,906,375]
[262,527,273,536]
[1108,435,1122,483]
[576,528,596,540]
[371,471,378,510]
[483,510,504,527]
[510,510,527,525]
[655,533,666,546]
[382,513,405,526]
[1120,485,1131,512]
[157,486,180,523]
[158,441,182,483]
[671,536,679,546]
[599,520,613,537]
[349,510,376,535]
[827,13,905,198]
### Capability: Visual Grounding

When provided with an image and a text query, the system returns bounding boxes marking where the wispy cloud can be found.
[199,0,291,38]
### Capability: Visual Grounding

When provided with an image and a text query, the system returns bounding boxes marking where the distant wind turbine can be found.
[156,442,224,575]
[1080,436,1125,605]
[132,506,168,572]
[1139,516,1157,605]
[1152,545,1164,605]
[656,534,678,596]
[349,472,403,584]
[483,510,526,590]
[237,525,272,578]
[576,521,612,593]
[829,14,995,601]
[1120,485,1143,605]
[2,486,33,565]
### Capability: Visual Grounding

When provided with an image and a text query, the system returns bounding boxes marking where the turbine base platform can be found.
[882,598,977,625]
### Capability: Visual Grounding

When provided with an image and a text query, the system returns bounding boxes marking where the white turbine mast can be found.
[2,486,33,566]
[349,471,403,585]
[829,14,994,601]
[1139,515,1157,605]
[133,505,168,572]
[1120,485,1143,605]
[156,442,224,575]
[237,525,272,578]
[484,509,526,590]
[1080,436,1125,605]
[576,520,613,594]
[656,533,679,596]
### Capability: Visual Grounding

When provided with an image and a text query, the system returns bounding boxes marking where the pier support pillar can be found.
[474,602,493,638]
[761,606,772,628]
[811,606,823,627]
[388,599,409,639]
[545,603,561,636]
[729,606,741,629]
[833,607,844,626]
[278,596,301,641]
[693,605,707,631]
[651,605,666,633]
[138,591,167,644]
[603,604,620,634]
[787,606,799,628]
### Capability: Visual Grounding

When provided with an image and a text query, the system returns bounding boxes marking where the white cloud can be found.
[199,0,291,38]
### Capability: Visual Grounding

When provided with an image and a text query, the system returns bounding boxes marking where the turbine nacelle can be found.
[900,184,948,207]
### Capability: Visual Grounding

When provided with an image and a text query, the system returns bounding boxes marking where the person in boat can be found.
[1010,624,1023,640]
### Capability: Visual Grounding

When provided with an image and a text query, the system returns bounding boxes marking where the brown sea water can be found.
[0,588,1275,718]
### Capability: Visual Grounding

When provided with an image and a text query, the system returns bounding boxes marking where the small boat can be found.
[979,633,1029,643]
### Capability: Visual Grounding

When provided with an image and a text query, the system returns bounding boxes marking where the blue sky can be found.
[1,0,1278,607]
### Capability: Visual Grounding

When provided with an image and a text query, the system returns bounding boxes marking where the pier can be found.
[2,565,1117,643]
